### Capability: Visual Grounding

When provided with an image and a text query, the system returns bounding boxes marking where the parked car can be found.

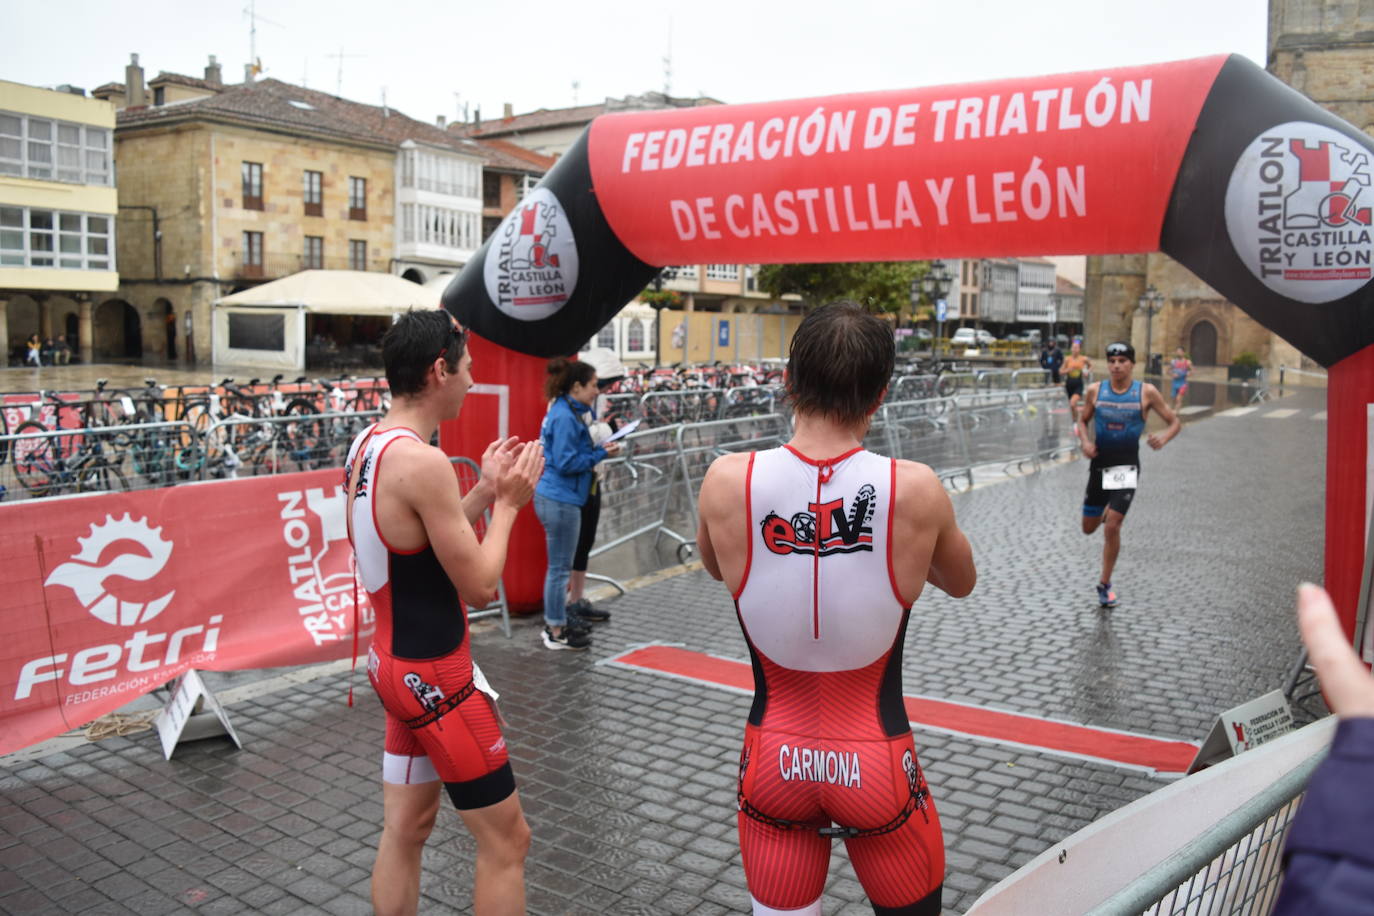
[951,327,978,346]
[914,328,934,342]
[951,328,997,347]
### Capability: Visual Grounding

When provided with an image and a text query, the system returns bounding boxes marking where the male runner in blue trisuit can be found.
[1076,342,1180,608]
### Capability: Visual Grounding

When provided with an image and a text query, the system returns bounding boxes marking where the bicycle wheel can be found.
[283,399,327,468]
[13,420,62,497]
[0,405,9,468]
[76,460,129,494]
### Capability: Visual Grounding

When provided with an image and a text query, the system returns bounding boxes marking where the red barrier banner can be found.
[588,57,1226,265]
[0,468,373,755]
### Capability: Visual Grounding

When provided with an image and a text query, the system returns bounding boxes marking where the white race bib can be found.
[119,396,137,417]
[1101,465,1138,490]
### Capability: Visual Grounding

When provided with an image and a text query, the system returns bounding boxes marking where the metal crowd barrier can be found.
[870,396,970,489]
[639,388,727,427]
[450,456,512,638]
[591,422,686,562]
[589,390,1085,562]
[1,419,201,501]
[967,717,1335,916]
[197,409,383,480]
[666,413,794,547]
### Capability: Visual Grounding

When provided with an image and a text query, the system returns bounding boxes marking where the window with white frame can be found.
[0,206,112,269]
[675,265,698,279]
[516,174,537,202]
[596,322,616,351]
[706,264,740,281]
[626,318,645,352]
[401,204,415,242]
[0,113,109,184]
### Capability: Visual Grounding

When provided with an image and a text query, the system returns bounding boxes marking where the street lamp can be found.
[1136,284,1165,376]
[921,259,953,358]
[649,266,680,369]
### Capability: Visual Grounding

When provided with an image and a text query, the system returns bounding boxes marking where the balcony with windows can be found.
[228,250,389,281]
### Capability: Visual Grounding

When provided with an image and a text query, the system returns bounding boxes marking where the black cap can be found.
[1105,341,1135,361]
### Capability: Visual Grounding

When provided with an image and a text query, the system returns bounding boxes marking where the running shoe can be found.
[542,625,591,651]
[569,598,611,623]
[1096,582,1119,608]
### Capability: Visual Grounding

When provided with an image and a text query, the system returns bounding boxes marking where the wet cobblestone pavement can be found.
[0,388,1327,914]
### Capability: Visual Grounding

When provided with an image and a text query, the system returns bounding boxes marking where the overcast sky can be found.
[12,0,1269,124]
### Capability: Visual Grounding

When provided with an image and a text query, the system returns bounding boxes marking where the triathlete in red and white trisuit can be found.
[697,302,976,916]
[341,308,543,915]
[735,446,940,914]
[346,425,512,808]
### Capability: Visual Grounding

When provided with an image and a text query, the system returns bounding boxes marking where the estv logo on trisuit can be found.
[761,484,876,556]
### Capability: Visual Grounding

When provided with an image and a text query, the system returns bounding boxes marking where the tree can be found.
[756,261,928,320]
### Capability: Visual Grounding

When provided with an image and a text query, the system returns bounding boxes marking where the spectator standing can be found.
[1272,583,1374,915]
[565,349,625,628]
[1041,338,1064,384]
[536,358,621,650]
[25,333,41,367]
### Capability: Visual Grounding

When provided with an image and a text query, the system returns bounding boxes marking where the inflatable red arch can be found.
[443,54,1374,646]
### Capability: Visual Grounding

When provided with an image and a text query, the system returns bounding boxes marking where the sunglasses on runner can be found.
[437,310,467,362]
[1105,342,1135,361]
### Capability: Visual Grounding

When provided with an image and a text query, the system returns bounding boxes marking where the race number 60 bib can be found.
[1101,465,1138,490]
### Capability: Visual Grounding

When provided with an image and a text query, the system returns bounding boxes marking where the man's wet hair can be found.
[787,300,894,426]
[382,309,466,397]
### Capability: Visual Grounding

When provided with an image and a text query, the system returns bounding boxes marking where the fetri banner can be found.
[0,469,373,755]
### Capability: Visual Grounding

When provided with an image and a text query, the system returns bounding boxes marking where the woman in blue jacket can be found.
[535,358,620,650]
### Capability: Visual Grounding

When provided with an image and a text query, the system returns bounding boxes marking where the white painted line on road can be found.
[1262,408,1300,419]
[1312,411,1328,421]
[1216,407,1259,417]
[1178,406,1210,415]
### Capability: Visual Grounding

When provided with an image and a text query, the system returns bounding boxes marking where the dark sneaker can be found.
[569,598,610,623]
[1096,582,1119,608]
[564,611,593,637]
[542,625,591,651]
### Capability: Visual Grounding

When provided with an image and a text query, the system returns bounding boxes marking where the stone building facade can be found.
[91,54,549,365]
[1083,0,1371,368]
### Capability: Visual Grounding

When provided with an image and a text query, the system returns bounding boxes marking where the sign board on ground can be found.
[155,669,242,760]
[1187,689,1294,774]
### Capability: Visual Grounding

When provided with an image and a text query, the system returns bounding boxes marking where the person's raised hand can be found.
[496,441,543,509]
[480,436,520,484]
[1298,583,1374,718]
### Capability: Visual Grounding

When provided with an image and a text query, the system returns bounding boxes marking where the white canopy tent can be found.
[213,270,439,369]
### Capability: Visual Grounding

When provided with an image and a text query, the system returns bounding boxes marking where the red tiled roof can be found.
[117,78,515,165]
[93,82,125,94]
[452,93,722,139]
[148,71,221,91]
[471,137,557,173]
[1056,275,1084,294]
[454,102,608,137]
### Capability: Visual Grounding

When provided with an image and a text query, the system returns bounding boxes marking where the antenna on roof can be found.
[453,92,469,123]
[571,80,580,106]
[663,17,673,97]
[325,46,365,97]
[243,0,282,79]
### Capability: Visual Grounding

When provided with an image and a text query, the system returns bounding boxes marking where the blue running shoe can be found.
[1096,582,1119,608]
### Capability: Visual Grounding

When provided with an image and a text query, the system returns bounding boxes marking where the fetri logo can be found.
[44,514,176,626]
[1224,121,1374,303]
[483,187,579,321]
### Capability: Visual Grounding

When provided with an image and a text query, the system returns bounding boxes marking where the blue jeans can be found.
[535,493,581,628]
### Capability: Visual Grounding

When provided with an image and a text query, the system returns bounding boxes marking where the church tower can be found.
[1081,0,1371,369]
